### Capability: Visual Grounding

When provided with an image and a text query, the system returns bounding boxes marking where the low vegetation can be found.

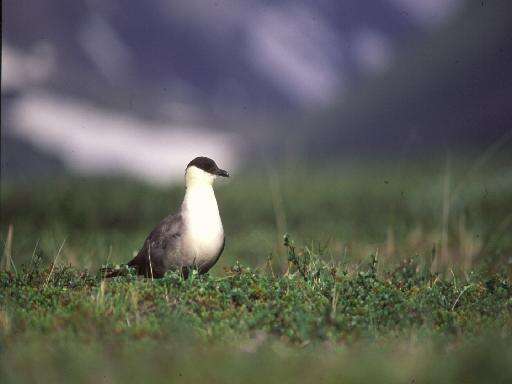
[1,159,511,382]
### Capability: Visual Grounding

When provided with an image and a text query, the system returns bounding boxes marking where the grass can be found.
[1,158,512,382]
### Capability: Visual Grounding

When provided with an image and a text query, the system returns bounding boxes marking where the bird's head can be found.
[185,157,229,187]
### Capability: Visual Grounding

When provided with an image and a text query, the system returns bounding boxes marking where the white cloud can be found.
[387,0,462,26]
[78,14,133,83]
[1,44,55,92]
[7,91,240,185]
[352,29,392,74]
[156,0,249,37]
[247,5,344,107]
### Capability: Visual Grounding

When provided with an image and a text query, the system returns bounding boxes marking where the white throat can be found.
[180,166,224,265]
[181,182,220,221]
[182,166,220,224]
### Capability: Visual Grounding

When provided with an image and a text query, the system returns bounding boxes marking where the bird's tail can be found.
[99,264,131,278]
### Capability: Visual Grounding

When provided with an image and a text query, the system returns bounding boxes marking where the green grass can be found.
[1,158,512,382]
[2,159,511,271]
[1,242,512,383]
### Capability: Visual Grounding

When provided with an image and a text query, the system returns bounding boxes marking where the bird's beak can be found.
[216,169,229,177]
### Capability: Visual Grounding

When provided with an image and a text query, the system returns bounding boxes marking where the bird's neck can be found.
[181,182,224,263]
[181,183,220,220]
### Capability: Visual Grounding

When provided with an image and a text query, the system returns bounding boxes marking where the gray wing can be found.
[128,213,183,278]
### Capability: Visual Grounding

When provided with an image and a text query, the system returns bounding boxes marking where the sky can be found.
[2,0,510,184]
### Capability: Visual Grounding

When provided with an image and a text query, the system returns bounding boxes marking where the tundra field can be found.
[1,158,512,383]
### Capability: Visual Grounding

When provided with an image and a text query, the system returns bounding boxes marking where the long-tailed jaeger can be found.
[106,156,229,278]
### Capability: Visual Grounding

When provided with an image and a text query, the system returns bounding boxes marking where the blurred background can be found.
[1,0,511,271]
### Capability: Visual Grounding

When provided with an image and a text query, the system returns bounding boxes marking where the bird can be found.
[104,156,229,278]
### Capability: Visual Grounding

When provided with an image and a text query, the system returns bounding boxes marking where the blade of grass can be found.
[43,238,67,289]
[2,224,16,274]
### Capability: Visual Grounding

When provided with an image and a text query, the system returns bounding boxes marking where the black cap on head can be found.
[187,156,229,177]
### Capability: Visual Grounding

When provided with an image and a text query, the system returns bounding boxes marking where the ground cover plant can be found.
[1,158,511,383]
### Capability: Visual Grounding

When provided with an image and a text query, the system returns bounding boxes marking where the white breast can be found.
[180,184,224,268]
